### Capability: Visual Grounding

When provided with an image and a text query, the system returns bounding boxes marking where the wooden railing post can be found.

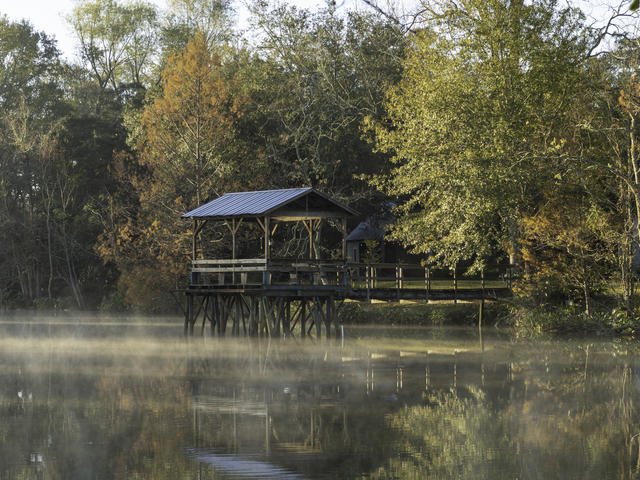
[453,266,458,304]
[366,265,371,302]
[480,269,485,329]
[425,267,430,302]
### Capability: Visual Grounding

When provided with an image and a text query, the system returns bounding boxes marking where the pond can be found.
[0,313,637,479]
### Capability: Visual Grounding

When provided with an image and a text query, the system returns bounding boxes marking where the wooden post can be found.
[192,218,197,260]
[300,299,307,338]
[314,298,322,338]
[453,266,458,304]
[232,218,236,260]
[285,300,291,336]
[184,294,192,336]
[209,295,218,337]
[366,266,371,302]
[327,295,335,339]
[249,296,255,336]
[274,298,281,337]
[308,220,314,259]
[234,296,240,336]
[341,217,347,260]
[189,294,195,335]
[219,296,226,336]
[425,267,430,303]
[258,297,264,337]
[264,216,270,260]
[395,264,400,301]
[479,269,485,338]
[264,217,271,286]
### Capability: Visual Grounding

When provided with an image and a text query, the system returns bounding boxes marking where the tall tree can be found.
[96,33,246,310]
[68,0,158,91]
[371,0,590,272]
[247,3,406,208]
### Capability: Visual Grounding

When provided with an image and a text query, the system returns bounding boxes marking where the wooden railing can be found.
[191,258,349,286]
[190,259,513,294]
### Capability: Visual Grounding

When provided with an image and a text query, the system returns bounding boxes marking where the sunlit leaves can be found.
[372,0,589,272]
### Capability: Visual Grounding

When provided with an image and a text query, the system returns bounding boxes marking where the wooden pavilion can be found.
[180,187,358,338]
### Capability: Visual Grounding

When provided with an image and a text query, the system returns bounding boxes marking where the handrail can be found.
[189,258,511,294]
[193,258,267,265]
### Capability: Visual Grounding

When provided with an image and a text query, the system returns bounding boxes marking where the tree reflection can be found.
[372,347,640,480]
[1,333,639,479]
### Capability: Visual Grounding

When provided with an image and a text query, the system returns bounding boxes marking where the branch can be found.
[360,0,425,34]
[586,2,637,58]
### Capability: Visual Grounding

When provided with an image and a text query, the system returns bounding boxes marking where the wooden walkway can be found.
[179,260,512,337]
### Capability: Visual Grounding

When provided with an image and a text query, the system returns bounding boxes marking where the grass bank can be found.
[337,300,502,327]
[337,300,640,338]
[507,305,639,337]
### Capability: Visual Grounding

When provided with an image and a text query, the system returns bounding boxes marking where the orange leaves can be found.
[619,76,640,115]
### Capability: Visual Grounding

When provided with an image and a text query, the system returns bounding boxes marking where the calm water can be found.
[0,313,638,479]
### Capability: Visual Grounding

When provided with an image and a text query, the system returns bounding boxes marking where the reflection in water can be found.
[190,449,306,479]
[0,315,638,479]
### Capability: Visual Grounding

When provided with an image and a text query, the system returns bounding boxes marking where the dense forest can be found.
[0,0,639,321]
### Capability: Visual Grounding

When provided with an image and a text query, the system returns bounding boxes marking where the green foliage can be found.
[362,240,383,264]
[371,0,589,272]
[68,0,159,89]
[508,305,640,337]
[371,388,518,479]
[337,301,492,326]
[246,3,406,205]
[1,0,640,319]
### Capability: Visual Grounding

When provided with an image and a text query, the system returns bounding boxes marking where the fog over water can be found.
[0,313,638,479]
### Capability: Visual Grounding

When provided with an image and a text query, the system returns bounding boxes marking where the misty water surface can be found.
[0,313,638,479]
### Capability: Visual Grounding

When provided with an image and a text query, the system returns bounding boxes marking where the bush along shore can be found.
[337,301,503,328]
[337,300,640,338]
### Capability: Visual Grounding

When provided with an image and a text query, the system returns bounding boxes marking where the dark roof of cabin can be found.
[346,216,391,242]
[181,187,358,219]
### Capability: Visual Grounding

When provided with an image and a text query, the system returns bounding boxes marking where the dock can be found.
[178,188,511,338]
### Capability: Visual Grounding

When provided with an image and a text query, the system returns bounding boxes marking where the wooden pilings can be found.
[184,291,338,339]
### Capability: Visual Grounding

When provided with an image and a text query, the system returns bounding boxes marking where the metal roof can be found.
[181,187,357,219]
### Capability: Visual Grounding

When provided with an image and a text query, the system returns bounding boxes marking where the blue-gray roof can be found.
[181,187,357,219]
[346,216,391,242]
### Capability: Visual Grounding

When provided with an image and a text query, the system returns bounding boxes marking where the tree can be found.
[140,32,243,206]
[371,0,590,272]
[162,0,235,53]
[96,33,246,310]
[247,2,406,205]
[68,0,158,91]
[0,18,65,305]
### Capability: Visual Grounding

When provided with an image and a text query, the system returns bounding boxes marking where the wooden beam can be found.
[193,259,267,265]
[192,218,197,260]
[302,219,314,259]
[232,219,236,260]
[264,216,270,260]
[271,210,348,221]
[341,217,347,260]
